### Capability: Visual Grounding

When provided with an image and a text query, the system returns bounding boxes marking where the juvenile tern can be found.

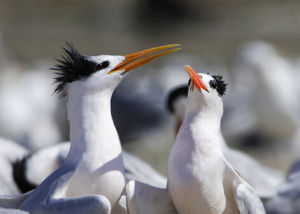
[168,65,265,214]
[166,85,284,199]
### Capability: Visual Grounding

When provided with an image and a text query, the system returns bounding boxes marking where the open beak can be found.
[108,44,181,75]
[185,65,209,93]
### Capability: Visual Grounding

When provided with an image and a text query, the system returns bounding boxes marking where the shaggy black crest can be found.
[209,75,227,96]
[52,42,109,97]
[12,156,37,193]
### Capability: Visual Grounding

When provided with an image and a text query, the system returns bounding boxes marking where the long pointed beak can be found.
[108,44,181,75]
[184,65,209,93]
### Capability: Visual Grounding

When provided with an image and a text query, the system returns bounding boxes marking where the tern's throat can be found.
[65,87,121,164]
[178,102,224,152]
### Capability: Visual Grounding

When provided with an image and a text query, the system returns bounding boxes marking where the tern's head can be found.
[52,42,181,97]
[184,65,227,116]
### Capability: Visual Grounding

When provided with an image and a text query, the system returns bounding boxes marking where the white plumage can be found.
[168,67,265,214]
[0,43,180,214]
[19,142,166,190]
[225,41,300,141]
[167,84,284,199]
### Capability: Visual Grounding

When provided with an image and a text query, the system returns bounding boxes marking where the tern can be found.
[225,41,299,142]
[0,137,28,195]
[168,65,265,214]
[0,42,180,214]
[166,85,284,199]
[265,160,300,214]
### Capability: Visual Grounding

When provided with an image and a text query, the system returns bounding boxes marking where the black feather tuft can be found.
[51,42,105,97]
[167,85,188,113]
[210,75,227,96]
[12,155,37,193]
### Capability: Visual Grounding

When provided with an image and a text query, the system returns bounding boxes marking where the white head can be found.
[52,42,181,98]
[184,65,227,120]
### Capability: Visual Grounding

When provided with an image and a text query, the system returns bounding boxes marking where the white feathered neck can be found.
[65,82,122,166]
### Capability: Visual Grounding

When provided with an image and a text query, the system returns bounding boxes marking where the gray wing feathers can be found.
[126,180,177,214]
[123,152,167,188]
[22,195,111,214]
[0,207,29,214]
[265,172,300,214]
[0,191,32,209]
[234,182,266,214]
[224,148,283,199]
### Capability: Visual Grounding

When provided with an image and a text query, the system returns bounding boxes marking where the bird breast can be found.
[168,146,227,214]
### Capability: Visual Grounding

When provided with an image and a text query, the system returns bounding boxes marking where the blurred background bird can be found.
[1,0,300,213]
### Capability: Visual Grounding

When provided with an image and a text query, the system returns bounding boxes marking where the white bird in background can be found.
[0,137,28,195]
[167,85,187,134]
[224,41,300,144]
[168,65,265,214]
[12,142,167,193]
[166,85,284,199]
[0,63,65,151]
[0,42,181,214]
[265,159,300,214]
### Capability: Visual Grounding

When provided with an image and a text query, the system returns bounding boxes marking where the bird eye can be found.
[209,80,217,89]
[188,79,191,86]
[96,61,109,70]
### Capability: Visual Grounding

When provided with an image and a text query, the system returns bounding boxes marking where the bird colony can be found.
[0,40,300,214]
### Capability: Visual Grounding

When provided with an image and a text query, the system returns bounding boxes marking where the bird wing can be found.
[223,159,266,214]
[224,147,284,199]
[0,190,32,209]
[0,207,29,214]
[19,194,112,214]
[233,181,266,214]
[126,180,178,214]
[25,142,70,186]
[265,172,300,214]
[24,143,167,189]
[46,195,112,214]
[123,151,167,188]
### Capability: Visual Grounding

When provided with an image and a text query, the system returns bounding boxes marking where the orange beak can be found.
[185,65,209,93]
[108,44,181,75]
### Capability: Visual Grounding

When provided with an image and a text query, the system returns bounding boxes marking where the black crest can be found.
[12,155,37,193]
[167,85,188,113]
[52,42,109,97]
[209,75,227,96]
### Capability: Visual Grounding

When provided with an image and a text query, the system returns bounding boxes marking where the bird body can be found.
[167,84,284,199]
[0,43,180,214]
[18,52,127,214]
[62,81,125,202]
[13,142,167,191]
[168,67,265,214]
[168,99,239,214]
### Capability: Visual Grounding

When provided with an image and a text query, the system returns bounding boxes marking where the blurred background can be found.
[1,0,300,175]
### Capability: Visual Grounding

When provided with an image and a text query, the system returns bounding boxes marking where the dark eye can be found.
[188,79,191,86]
[209,80,217,89]
[96,61,109,70]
